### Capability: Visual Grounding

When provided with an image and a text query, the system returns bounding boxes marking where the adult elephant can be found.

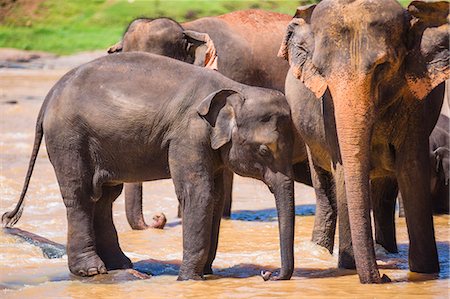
[279,0,448,283]
[108,10,312,229]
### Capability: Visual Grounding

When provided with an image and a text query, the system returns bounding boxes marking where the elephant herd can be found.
[2,0,449,284]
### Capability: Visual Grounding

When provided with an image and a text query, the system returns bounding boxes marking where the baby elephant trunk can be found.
[264,170,295,280]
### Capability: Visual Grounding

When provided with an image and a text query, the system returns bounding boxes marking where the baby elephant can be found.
[2,52,295,281]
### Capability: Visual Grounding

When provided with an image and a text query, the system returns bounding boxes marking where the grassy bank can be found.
[0,0,412,55]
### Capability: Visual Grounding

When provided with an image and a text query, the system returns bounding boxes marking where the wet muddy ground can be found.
[0,53,449,298]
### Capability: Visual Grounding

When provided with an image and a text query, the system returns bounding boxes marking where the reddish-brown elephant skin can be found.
[280,0,448,283]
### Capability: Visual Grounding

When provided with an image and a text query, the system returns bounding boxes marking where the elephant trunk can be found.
[330,76,386,283]
[263,169,295,280]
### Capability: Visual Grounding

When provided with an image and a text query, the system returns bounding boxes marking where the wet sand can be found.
[0,54,449,298]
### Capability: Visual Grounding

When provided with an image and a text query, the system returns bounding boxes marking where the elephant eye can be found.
[258,144,271,157]
[261,115,271,123]
[374,61,390,75]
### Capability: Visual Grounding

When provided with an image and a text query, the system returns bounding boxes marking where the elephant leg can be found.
[204,170,226,274]
[169,145,214,280]
[177,171,230,220]
[124,182,148,230]
[371,177,398,253]
[221,169,233,219]
[177,169,227,219]
[306,149,336,254]
[51,153,106,276]
[94,184,132,270]
[334,162,355,269]
[396,137,439,273]
[65,201,107,276]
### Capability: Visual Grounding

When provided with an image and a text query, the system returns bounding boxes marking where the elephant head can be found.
[107,18,217,69]
[433,147,450,185]
[431,146,450,213]
[197,88,295,280]
[279,0,449,283]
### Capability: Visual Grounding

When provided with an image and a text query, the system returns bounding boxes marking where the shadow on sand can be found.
[133,240,449,281]
[164,204,317,227]
[133,258,356,280]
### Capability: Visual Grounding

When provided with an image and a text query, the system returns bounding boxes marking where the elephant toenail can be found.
[99,265,107,274]
[78,269,87,276]
[87,268,99,276]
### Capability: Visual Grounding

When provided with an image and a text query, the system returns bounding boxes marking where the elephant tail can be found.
[2,98,47,228]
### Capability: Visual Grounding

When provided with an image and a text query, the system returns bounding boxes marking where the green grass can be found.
[0,0,414,55]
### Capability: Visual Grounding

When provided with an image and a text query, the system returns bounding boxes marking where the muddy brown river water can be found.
[0,64,449,298]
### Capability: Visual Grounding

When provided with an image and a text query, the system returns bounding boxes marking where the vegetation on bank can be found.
[0,0,412,55]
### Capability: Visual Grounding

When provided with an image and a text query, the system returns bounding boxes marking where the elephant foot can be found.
[409,259,440,274]
[149,213,167,229]
[69,253,107,277]
[129,219,149,230]
[359,273,391,284]
[311,236,334,254]
[177,272,204,281]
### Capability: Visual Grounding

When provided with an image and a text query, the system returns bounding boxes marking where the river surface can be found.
[0,65,449,298]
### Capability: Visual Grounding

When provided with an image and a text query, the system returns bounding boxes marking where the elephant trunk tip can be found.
[260,269,293,281]
[261,270,273,281]
[150,212,167,229]
[2,207,24,228]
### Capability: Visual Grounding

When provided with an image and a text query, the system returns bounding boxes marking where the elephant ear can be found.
[107,40,123,54]
[183,30,218,70]
[197,89,244,150]
[278,5,327,99]
[405,1,449,100]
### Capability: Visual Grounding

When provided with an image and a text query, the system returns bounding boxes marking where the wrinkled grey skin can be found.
[108,10,312,229]
[398,114,450,217]
[281,0,448,283]
[2,53,295,280]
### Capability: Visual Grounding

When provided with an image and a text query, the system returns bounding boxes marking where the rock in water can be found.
[3,227,66,259]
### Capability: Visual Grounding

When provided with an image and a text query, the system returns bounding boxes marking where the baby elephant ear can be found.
[183,30,218,70]
[197,89,244,150]
[405,1,449,100]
